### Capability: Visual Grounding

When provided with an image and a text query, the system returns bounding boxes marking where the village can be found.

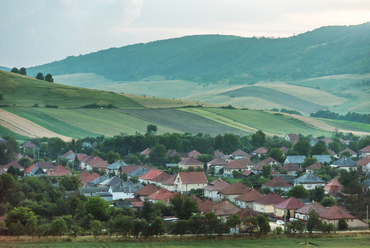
[1,132,369,237]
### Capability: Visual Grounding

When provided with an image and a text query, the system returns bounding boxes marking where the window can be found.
[276,210,278,214]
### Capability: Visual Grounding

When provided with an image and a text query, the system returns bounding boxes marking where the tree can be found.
[141,198,155,221]
[91,220,103,239]
[149,144,167,165]
[106,150,121,164]
[262,165,272,179]
[45,73,54,82]
[311,140,328,156]
[11,67,19,74]
[84,196,111,221]
[18,157,32,169]
[19,67,27,75]
[50,218,67,238]
[251,130,266,148]
[321,196,337,207]
[232,170,243,179]
[222,133,241,154]
[226,214,241,234]
[293,138,311,156]
[109,214,133,237]
[287,185,310,199]
[150,217,165,237]
[328,138,342,153]
[146,124,157,134]
[310,186,325,202]
[59,175,81,190]
[132,218,149,238]
[173,219,188,237]
[267,148,285,163]
[5,207,37,236]
[204,212,219,235]
[170,193,199,220]
[188,213,205,236]
[338,219,348,230]
[257,215,270,234]
[36,72,44,80]
[307,210,322,234]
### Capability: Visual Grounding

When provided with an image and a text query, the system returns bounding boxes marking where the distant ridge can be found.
[27,22,370,84]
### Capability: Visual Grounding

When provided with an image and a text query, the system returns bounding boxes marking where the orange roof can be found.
[147,188,173,201]
[79,170,100,184]
[220,182,250,195]
[179,156,203,165]
[139,169,163,180]
[199,199,218,213]
[24,164,35,174]
[178,172,207,184]
[253,147,268,154]
[47,165,71,177]
[134,184,158,196]
[234,188,263,202]
[140,148,151,155]
[225,160,247,169]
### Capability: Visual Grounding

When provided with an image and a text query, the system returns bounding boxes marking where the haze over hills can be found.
[21,22,370,115]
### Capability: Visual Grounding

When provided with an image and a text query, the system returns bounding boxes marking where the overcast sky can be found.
[1,0,369,68]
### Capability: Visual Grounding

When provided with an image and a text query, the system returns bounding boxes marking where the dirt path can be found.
[281,113,370,136]
[0,109,72,141]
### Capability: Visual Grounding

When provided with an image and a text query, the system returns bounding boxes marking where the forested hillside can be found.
[26,23,370,84]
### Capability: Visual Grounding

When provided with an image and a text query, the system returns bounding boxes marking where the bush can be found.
[45,105,58,108]
[275,226,283,235]
[338,219,348,230]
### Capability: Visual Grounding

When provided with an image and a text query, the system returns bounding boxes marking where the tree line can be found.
[10,67,54,82]
[310,110,370,125]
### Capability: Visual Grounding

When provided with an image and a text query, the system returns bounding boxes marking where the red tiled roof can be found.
[131,201,144,208]
[147,188,173,202]
[242,170,253,176]
[199,199,218,213]
[234,188,263,202]
[162,174,176,186]
[62,150,75,158]
[203,178,230,191]
[286,134,299,142]
[239,157,255,166]
[231,149,248,156]
[213,201,241,216]
[251,164,263,171]
[188,150,202,157]
[319,205,357,220]
[120,165,156,174]
[254,192,285,205]
[178,172,207,184]
[275,197,305,210]
[79,171,101,184]
[237,207,260,219]
[225,160,247,169]
[253,147,268,154]
[24,164,35,173]
[219,182,250,195]
[207,157,228,165]
[281,163,301,172]
[280,146,289,153]
[306,162,322,170]
[258,157,281,166]
[140,148,151,155]
[86,156,109,169]
[21,141,38,148]
[139,169,164,180]
[190,194,203,205]
[357,157,370,166]
[263,177,291,188]
[359,145,370,153]
[339,148,357,155]
[179,156,203,165]
[296,202,327,215]
[35,161,54,170]
[150,172,172,183]
[47,165,71,177]
[134,184,159,196]
[4,161,24,170]
[324,178,342,193]
[214,150,225,158]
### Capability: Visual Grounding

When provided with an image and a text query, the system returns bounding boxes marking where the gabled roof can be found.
[285,156,306,164]
[359,145,370,153]
[280,146,289,153]
[254,192,285,205]
[339,148,357,156]
[179,156,203,165]
[140,148,151,155]
[134,184,158,196]
[207,157,227,165]
[119,165,155,175]
[162,174,177,186]
[242,170,253,176]
[214,150,225,158]
[239,157,255,166]
[139,169,163,180]
[190,194,203,205]
[24,164,35,174]
[147,188,173,202]
[272,174,294,184]
[324,178,342,193]
[150,172,172,183]
[258,157,281,166]
[85,156,109,169]
[234,188,263,202]
[219,182,250,195]
[281,163,301,172]
[294,173,325,184]
[21,141,38,148]
[225,160,247,169]
[231,149,248,156]
[253,147,268,154]
[198,199,218,213]
[35,161,54,170]
[62,150,75,159]
[237,207,260,219]
[286,133,299,142]
[4,161,24,170]
[330,156,357,167]
[178,172,207,184]
[263,177,291,188]
[295,202,327,215]
[319,205,357,220]
[275,197,305,210]
[203,178,230,191]
[357,156,370,166]
[212,200,241,216]
[313,155,332,164]
[188,150,202,157]
[306,162,322,171]
[47,165,71,177]
[107,160,127,170]
[79,170,101,184]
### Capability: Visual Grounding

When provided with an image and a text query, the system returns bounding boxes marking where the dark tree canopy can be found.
[45,73,54,82]
[36,72,44,80]
[11,67,19,74]
[19,67,27,75]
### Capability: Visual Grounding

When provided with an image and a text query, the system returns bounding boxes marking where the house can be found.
[35,161,54,172]
[262,177,292,192]
[24,165,45,177]
[119,165,156,178]
[80,156,110,171]
[188,149,202,158]
[319,205,367,229]
[239,157,256,170]
[280,146,289,154]
[109,182,144,200]
[20,141,38,149]
[140,148,151,157]
[280,163,301,176]
[214,150,227,159]
[95,191,113,201]
[251,147,268,157]
[253,192,285,214]
[61,150,76,161]
[162,175,177,192]
[79,186,109,197]
[174,172,208,193]
[236,207,260,220]
[324,178,342,194]
[106,160,127,175]
[207,157,228,175]
[223,160,248,178]
[272,174,294,184]
[46,164,71,177]
[235,188,264,209]
[134,184,159,201]
[98,176,124,187]
[250,164,264,174]
[357,156,370,172]
[284,156,306,168]
[230,149,249,160]
[258,157,281,167]
[147,188,173,204]
[178,157,203,170]
[4,161,24,171]
[295,202,327,220]
[219,182,251,202]
[313,155,332,164]
[330,156,358,171]
[138,169,164,184]
[79,170,101,186]
[0,167,5,175]
[274,197,305,219]
[359,145,370,158]
[309,137,318,146]
[285,133,299,144]
[293,173,325,190]
[203,178,230,202]
[212,200,241,218]
[242,170,254,178]
[147,172,172,187]
[321,138,333,147]
[306,162,322,174]
[198,199,218,213]
[338,148,357,158]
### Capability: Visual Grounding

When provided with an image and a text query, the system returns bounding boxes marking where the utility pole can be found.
[305,214,307,245]
[367,205,369,229]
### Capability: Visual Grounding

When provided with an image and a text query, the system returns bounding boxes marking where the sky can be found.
[0,0,369,68]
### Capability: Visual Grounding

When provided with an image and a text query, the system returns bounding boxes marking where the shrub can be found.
[45,105,58,108]
[338,219,348,230]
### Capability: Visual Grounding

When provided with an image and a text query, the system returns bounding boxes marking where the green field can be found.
[320,119,370,132]
[1,234,369,248]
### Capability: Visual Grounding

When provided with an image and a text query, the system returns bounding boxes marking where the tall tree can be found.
[19,67,27,75]
[11,67,19,74]
[45,73,54,82]
[251,130,266,148]
[84,196,111,221]
[36,72,44,80]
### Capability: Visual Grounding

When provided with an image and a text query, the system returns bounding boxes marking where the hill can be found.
[1,70,370,140]
[27,23,370,84]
